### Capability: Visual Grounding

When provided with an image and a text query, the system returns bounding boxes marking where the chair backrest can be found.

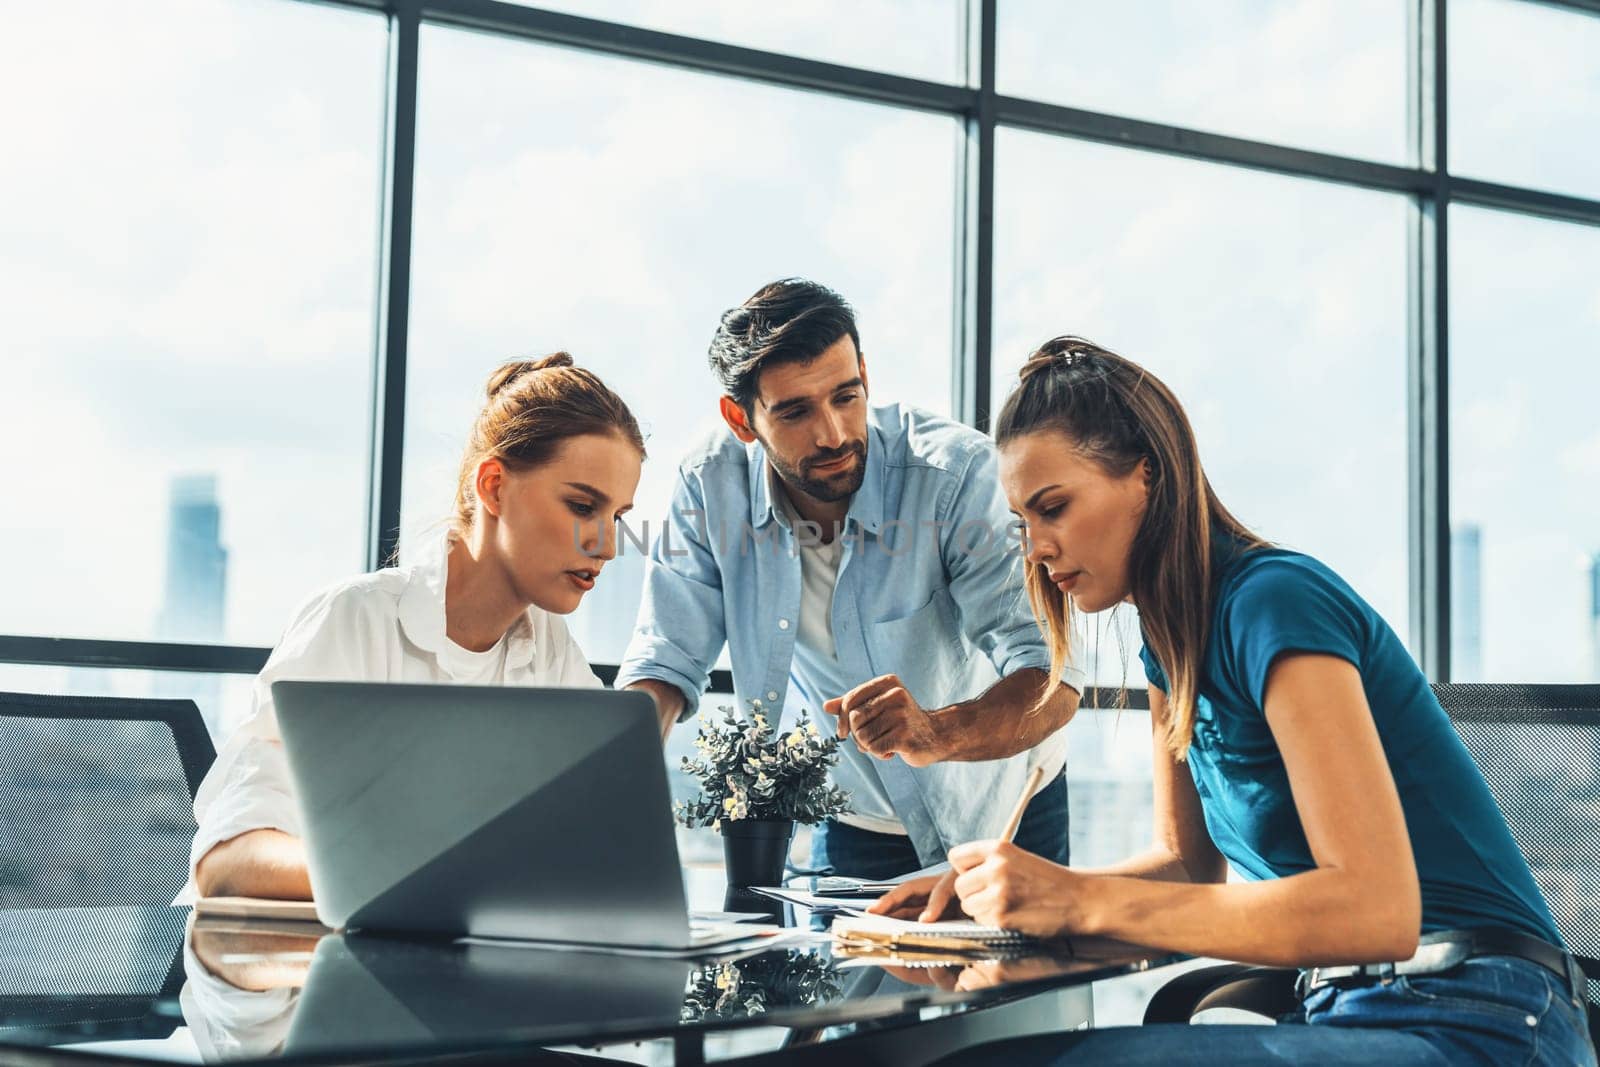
[0,691,216,909]
[1434,683,1600,1035]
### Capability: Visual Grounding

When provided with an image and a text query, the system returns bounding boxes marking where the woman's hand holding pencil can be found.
[869,765,1066,928]
[945,837,1084,940]
[943,764,1088,940]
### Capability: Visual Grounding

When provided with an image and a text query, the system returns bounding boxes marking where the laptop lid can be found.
[271,681,690,947]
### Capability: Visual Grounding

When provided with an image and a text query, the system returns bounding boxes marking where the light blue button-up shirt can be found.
[616,403,1082,865]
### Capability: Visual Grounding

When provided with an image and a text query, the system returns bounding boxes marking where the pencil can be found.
[997,765,1045,843]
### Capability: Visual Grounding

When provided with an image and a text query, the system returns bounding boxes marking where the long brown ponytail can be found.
[994,337,1263,760]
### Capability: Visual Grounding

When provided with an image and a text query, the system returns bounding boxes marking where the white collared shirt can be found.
[181,536,601,899]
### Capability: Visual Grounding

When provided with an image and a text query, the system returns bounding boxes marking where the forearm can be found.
[929,669,1075,761]
[1081,867,1419,967]
[628,679,686,742]
[1077,845,1204,883]
[195,829,313,900]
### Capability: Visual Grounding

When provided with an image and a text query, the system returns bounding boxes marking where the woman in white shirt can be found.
[190,352,645,901]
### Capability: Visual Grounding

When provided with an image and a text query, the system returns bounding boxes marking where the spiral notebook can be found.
[831,911,1038,957]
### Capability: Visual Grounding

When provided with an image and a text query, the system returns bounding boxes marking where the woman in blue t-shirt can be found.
[875,338,1595,1065]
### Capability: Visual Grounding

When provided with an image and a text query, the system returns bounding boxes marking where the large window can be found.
[0,0,388,649]
[6,1,1599,721]
[1449,206,1600,682]
[527,0,965,84]
[1450,0,1600,199]
[401,25,960,663]
[997,0,1410,164]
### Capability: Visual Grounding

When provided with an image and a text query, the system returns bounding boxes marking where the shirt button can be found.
[767,691,779,702]
[778,619,790,630]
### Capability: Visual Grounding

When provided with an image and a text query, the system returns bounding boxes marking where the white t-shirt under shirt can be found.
[436,631,510,685]
[180,535,601,900]
[778,478,1067,838]
[779,487,910,836]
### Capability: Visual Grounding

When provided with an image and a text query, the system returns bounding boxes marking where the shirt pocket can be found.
[864,586,961,707]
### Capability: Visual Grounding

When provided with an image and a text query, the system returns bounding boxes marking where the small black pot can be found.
[720,818,795,888]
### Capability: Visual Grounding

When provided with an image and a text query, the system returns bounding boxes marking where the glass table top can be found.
[0,904,1185,1064]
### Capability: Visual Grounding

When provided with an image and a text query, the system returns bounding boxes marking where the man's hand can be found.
[822,674,947,767]
[867,870,964,922]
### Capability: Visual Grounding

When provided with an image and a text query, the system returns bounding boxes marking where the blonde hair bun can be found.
[485,352,575,398]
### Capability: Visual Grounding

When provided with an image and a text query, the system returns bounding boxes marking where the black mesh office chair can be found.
[0,690,215,1044]
[1143,683,1600,1045]
[0,690,215,909]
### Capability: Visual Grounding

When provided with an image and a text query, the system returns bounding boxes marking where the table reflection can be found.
[680,950,845,1021]
[0,908,1179,1063]
[182,921,929,1059]
[866,937,1169,995]
[181,917,1168,1060]
[181,919,317,1060]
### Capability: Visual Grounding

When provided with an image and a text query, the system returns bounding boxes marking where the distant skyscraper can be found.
[156,475,228,643]
[153,475,227,734]
[1589,551,1600,683]
[1451,524,1483,681]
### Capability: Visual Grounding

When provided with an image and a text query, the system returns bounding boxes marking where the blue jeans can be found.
[809,773,1070,879]
[943,956,1596,1066]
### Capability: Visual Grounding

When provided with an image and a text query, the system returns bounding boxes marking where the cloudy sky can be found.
[2,0,1596,728]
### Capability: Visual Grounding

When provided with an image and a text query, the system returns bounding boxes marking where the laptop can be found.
[272,680,764,951]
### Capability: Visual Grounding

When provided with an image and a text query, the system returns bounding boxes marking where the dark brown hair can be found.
[707,279,861,411]
[994,337,1263,759]
[454,353,646,535]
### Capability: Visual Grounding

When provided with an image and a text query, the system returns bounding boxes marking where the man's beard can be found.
[767,438,868,504]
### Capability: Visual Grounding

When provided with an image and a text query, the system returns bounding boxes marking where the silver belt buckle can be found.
[1299,967,1337,997]
[1294,969,1315,999]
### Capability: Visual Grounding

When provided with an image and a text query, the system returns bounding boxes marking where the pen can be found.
[812,879,897,897]
[997,765,1045,843]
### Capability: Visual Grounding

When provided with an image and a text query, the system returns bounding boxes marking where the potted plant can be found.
[676,702,851,889]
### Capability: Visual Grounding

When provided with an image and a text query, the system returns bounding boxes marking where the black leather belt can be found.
[1296,926,1585,1001]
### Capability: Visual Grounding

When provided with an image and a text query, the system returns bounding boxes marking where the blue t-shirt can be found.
[1139,545,1561,946]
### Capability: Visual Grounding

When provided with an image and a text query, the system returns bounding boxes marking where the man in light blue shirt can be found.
[616,279,1084,879]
